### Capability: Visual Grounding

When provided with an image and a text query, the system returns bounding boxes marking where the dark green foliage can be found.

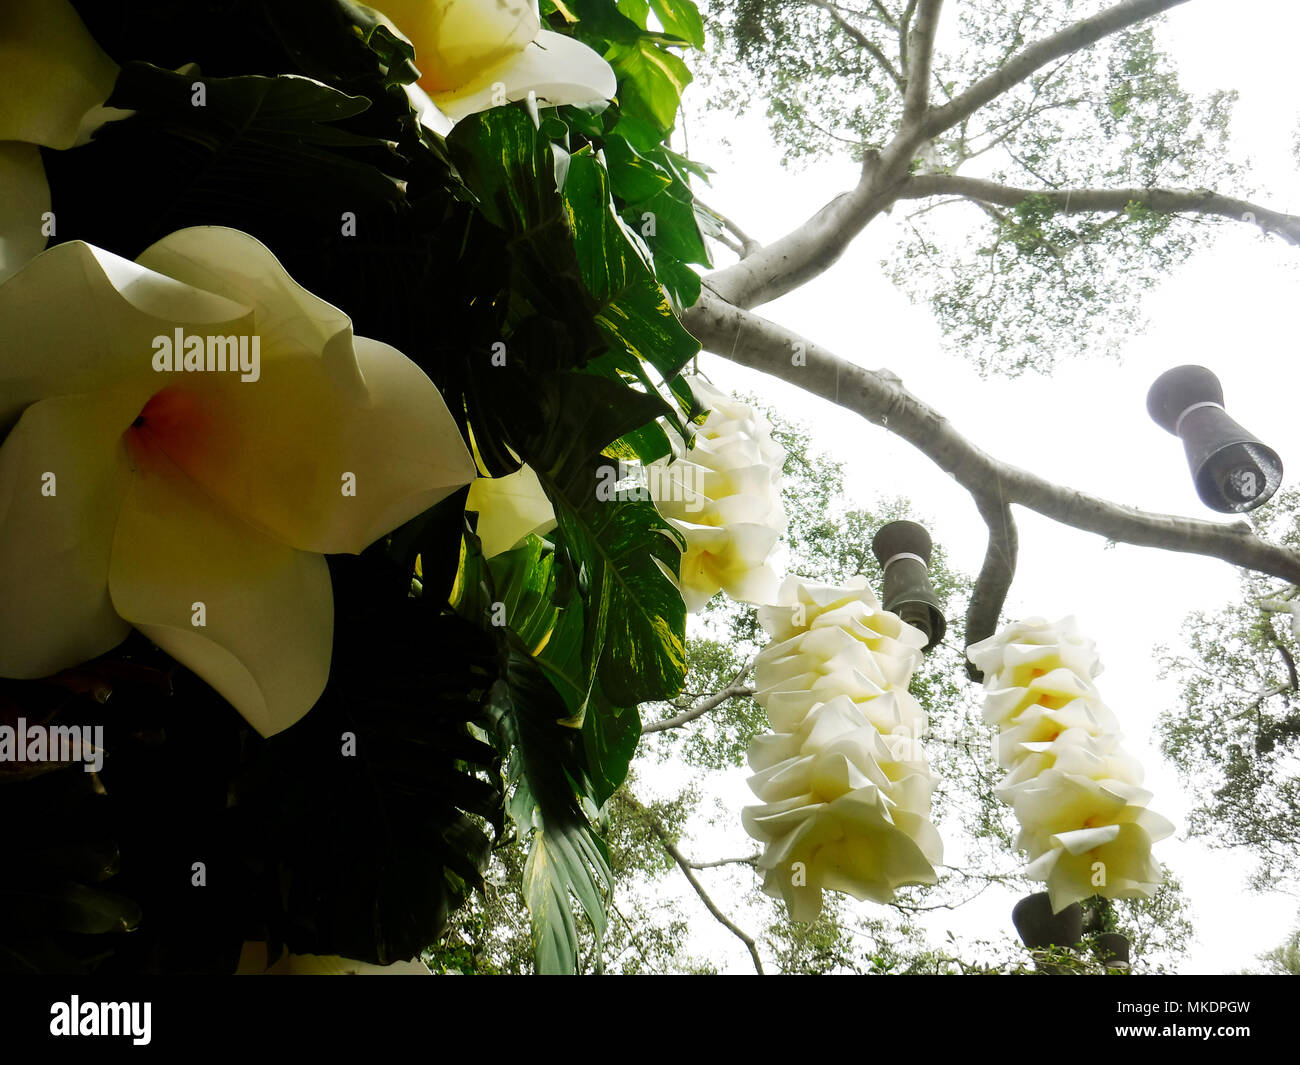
[3,0,712,972]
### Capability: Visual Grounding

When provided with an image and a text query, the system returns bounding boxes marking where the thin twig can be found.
[621,791,766,974]
[643,659,756,733]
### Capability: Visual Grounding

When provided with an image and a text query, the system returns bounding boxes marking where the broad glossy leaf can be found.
[583,693,642,807]
[490,644,612,974]
[549,493,687,706]
[603,133,674,203]
[605,38,693,132]
[563,153,700,382]
[648,0,706,48]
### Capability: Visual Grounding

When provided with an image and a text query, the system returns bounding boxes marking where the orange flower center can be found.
[125,386,213,477]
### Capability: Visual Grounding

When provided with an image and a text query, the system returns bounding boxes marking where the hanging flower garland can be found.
[966,617,1174,913]
[651,376,788,613]
[741,576,943,921]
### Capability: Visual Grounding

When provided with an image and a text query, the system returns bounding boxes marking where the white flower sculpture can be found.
[370,0,618,135]
[652,377,787,613]
[967,617,1174,913]
[0,226,475,737]
[0,0,132,281]
[742,576,943,922]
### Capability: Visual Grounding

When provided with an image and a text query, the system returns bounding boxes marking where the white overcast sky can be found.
[646,0,1300,974]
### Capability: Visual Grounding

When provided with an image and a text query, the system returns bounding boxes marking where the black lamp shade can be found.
[1147,365,1282,513]
[871,520,947,651]
[1093,931,1131,971]
[1012,892,1083,950]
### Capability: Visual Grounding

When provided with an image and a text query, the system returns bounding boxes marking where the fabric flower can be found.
[742,575,942,921]
[463,432,556,558]
[652,376,787,612]
[0,226,475,736]
[967,617,1173,911]
[370,0,617,134]
[0,0,132,281]
[236,941,431,974]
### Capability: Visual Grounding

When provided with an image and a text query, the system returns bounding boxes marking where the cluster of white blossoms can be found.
[652,376,788,613]
[741,576,943,921]
[967,617,1174,913]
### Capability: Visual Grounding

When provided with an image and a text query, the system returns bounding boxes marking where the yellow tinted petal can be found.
[0,0,121,149]
[0,142,50,282]
[108,451,333,736]
[0,387,144,677]
[379,0,539,93]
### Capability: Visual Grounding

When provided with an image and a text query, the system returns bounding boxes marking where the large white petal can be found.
[129,339,473,556]
[135,227,360,381]
[0,240,253,428]
[467,463,556,558]
[0,386,145,677]
[0,142,50,283]
[376,0,539,94]
[108,450,333,737]
[433,30,617,120]
[132,228,475,553]
[404,82,455,137]
[0,0,124,149]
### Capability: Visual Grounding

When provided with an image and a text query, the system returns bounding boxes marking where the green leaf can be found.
[47,62,404,263]
[487,538,562,655]
[535,590,599,718]
[606,38,693,132]
[549,492,687,706]
[513,369,668,499]
[490,643,612,974]
[603,133,675,203]
[523,820,611,973]
[583,693,642,807]
[623,187,709,266]
[564,0,647,43]
[447,107,568,236]
[46,884,142,936]
[563,153,700,382]
[648,0,706,48]
[616,0,651,27]
[651,251,702,310]
[609,112,668,154]
[504,369,687,708]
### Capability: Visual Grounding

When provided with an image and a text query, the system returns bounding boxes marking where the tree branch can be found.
[682,288,1300,653]
[695,0,1196,317]
[806,0,906,91]
[902,0,945,126]
[898,174,1300,244]
[966,495,1019,679]
[699,147,910,310]
[925,0,1192,138]
[867,0,899,28]
[621,791,766,974]
[897,0,919,70]
[1275,641,1298,692]
[643,659,755,733]
[686,854,761,870]
[697,200,763,258]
